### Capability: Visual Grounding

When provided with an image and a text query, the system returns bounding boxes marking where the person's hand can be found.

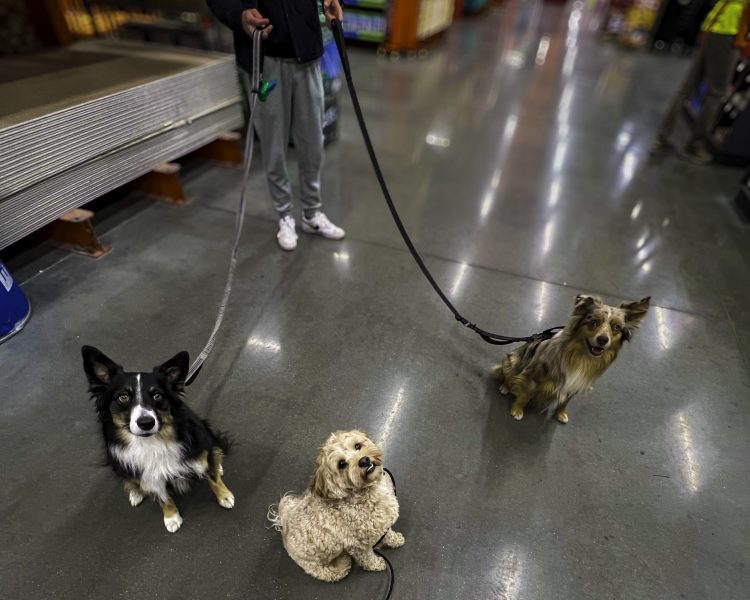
[323,0,343,29]
[242,9,273,39]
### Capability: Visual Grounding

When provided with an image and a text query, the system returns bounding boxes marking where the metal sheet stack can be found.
[0,40,244,250]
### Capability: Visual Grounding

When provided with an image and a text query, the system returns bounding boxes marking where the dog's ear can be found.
[620,296,651,341]
[311,451,348,500]
[82,346,122,386]
[573,294,601,315]
[156,351,189,388]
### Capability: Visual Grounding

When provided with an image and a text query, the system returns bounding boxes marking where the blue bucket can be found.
[0,261,31,344]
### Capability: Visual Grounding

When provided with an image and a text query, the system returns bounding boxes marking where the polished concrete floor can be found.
[2,2,750,599]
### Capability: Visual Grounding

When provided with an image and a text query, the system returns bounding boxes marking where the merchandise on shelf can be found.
[463,0,489,14]
[650,0,714,52]
[385,0,458,52]
[318,5,342,143]
[619,0,663,48]
[601,0,635,37]
[0,41,243,250]
[320,40,342,143]
[417,0,454,40]
[342,0,390,42]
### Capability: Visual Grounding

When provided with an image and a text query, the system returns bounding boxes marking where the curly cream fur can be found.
[268,430,404,582]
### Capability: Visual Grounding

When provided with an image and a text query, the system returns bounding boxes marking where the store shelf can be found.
[463,0,489,13]
[343,0,388,9]
[344,30,388,42]
[386,0,455,51]
[342,9,389,43]
[0,40,243,249]
[417,0,453,40]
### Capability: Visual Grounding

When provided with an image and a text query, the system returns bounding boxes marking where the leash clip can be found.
[257,79,276,102]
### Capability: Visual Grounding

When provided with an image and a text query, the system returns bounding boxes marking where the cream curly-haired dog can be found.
[268,429,404,582]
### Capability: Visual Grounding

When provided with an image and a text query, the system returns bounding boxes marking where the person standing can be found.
[207,0,346,250]
[651,0,750,164]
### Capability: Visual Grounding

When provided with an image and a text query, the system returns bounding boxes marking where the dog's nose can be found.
[136,416,155,430]
[358,456,372,468]
[596,335,609,346]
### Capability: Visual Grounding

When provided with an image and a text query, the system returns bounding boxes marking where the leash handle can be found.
[330,20,561,346]
[331,19,351,79]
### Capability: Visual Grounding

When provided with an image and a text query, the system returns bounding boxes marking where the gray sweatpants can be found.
[243,56,325,218]
[659,32,738,146]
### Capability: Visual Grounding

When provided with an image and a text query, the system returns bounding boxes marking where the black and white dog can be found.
[81,346,234,532]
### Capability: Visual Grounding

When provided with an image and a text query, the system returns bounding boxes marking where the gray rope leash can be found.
[186,30,263,386]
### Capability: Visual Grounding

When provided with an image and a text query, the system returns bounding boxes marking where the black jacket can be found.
[206,0,324,70]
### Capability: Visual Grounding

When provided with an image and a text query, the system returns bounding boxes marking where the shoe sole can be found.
[277,237,298,251]
[301,223,345,240]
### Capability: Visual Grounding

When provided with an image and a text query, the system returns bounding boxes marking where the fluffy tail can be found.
[266,492,298,532]
[266,504,283,532]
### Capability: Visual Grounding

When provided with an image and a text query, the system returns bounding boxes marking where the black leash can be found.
[372,467,397,600]
[329,20,562,346]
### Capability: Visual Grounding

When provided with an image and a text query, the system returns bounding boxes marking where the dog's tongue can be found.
[591,346,604,356]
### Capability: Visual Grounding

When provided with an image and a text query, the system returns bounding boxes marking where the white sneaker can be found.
[277,215,298,251]
[301,212,345,240]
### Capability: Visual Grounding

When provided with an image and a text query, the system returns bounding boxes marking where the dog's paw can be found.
[365,556,387,572]
[510,407,524,420]
[555,411,569,424]
[499,384,510,395]
[219,493,235,509]
[387,532,405,548]
[163,512,183,533]
[129,489,145,507]
[218,464,224,476]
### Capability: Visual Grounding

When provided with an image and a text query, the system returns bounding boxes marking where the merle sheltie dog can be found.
[81,346,234,532]
[492,294,650,424]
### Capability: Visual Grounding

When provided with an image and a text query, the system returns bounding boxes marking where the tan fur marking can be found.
[157,409,174,426]
[124,480,141,494]
[195,450,209,472]
[155,423,176,443]
[208,477,234,504]
[160,496,179,519]
[207,448,234,508]
[113,413,130,443]
[509,373,533,420]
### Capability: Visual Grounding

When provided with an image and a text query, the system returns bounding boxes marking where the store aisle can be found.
[2,2,749,599]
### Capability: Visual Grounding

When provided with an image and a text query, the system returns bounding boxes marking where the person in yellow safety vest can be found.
[651,0,750,164]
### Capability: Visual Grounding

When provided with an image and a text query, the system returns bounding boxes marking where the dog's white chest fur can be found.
[562,368,590,397]
[110,436,206,500]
